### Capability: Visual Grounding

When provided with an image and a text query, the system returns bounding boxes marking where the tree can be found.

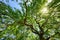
[0,0,60,40]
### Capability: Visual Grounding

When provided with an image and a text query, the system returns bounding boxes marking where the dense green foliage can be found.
[0,0,60,40]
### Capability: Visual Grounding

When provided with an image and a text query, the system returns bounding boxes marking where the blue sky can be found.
[0,0,22,10]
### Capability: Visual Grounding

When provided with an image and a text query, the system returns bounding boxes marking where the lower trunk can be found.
[39,36,45,40]
[39,35,50,40]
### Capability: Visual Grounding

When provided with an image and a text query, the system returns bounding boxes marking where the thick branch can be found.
[35,18,44,34]
[23,0,39,35]
[25,23,39,35]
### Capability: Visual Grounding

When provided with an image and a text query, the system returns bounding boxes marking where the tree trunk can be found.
[39,35,45,40]
[39,32,46,40]
[39,35,50,40]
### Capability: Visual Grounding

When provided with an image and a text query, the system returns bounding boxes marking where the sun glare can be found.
[45,0,52,6]
[48,0,52,3]
[41,7,48,13]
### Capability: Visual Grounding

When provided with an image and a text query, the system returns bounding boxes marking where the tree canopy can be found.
[0,0,60,40]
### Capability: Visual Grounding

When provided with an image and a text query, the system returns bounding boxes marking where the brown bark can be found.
[39,32,45,40]
[39,35,45,40]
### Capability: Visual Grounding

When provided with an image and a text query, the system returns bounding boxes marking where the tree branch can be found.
[23,0,39,35]
[35,18,44,35]
[25,23,39,35]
